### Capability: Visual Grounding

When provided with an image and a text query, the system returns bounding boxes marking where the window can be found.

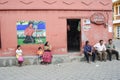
[117,26,120,38]
[112,7,114,13]
[118,5,120,15]
[116,6,118,15]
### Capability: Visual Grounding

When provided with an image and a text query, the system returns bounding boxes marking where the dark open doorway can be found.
[67,19,81,52]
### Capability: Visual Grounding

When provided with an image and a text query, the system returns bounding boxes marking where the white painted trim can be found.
[113,20,120,24]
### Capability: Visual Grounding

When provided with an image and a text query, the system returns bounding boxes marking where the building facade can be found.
[113,0,120,39]
[0,0,112,56]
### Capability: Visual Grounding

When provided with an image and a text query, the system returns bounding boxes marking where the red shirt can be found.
[24,27,34,36]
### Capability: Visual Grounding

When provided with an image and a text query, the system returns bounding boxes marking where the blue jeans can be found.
[84,52,96,62]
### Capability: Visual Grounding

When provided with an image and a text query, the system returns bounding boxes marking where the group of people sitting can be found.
[15,39,119,66]
[16,41,52,67]
[83,39,119,63]
[36,41,52,65]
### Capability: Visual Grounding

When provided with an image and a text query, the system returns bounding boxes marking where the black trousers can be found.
[23,36,35,43]
[106,49,119,61]
[84,52,96,62]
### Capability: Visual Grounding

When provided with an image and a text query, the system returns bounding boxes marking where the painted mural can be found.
[16,21,46,45]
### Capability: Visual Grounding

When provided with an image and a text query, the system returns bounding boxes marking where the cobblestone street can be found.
[0,60,120,80]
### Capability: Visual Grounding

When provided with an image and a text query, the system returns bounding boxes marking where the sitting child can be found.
[16,45,24,67]
[36,47,44,60]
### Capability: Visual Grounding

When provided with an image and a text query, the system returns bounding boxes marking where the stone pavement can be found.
[113,39,120,53]
[0,60,120,80]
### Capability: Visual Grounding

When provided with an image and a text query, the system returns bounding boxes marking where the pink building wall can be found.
[0,0,113,56]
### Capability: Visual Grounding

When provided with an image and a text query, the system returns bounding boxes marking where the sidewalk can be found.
[0,60,120,80]
[113,39,120,53]
[0,53,83,67]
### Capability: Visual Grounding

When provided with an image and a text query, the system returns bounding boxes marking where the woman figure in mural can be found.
[41,41,52,64]
[16,45,24,67]
[23,22,35,43]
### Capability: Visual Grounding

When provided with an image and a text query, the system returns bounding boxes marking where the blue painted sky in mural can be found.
[17,22,46,30]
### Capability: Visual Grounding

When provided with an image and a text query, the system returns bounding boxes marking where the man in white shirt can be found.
[94,40,107,61]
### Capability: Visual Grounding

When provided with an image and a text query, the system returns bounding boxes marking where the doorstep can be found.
[0,53,85,67]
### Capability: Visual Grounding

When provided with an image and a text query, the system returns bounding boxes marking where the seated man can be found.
[106,39,119,61]
[83,41,96,63]
[94,40,107,61]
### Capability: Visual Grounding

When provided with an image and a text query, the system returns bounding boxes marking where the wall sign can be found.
[90,13,105,25]
[83,26,91,31]
[84,19,91,25]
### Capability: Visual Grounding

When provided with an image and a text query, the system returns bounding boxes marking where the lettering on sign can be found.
[90,13,105,25]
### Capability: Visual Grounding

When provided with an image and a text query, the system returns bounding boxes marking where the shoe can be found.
[87,61,91,63]
[117,59,120,60]
[100,60,102,62]
[92,60,96,62]
[104,60,106,62]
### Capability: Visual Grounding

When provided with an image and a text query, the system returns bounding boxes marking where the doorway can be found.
[67,19,81,52]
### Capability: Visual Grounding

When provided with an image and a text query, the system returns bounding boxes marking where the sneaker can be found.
[117,59,120,61]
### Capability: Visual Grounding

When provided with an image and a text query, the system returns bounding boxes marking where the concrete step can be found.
[0,53,85,67]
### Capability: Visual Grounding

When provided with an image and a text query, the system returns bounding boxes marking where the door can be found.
[67,19,81,52]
